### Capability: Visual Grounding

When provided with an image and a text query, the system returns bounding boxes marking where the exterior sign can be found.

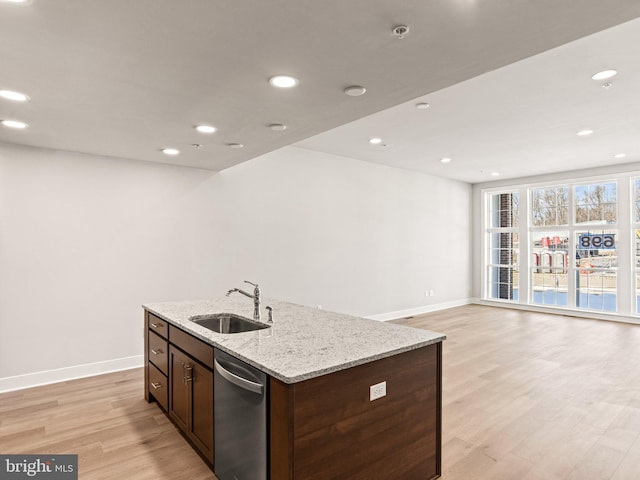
[578,233,615,250]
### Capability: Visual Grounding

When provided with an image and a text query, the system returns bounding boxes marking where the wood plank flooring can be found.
[0,369,216,480]
[1,304,638,479]
[393,305,640,480]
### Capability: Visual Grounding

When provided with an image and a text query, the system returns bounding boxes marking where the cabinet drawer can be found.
[147,313,169,339]
[169,325,214,369]
[148,330,169,375]
[148,363,168,411]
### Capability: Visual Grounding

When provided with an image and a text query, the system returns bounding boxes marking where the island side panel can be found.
[294,344,441,479]
[270,378,295,480]
[290,343,441,480]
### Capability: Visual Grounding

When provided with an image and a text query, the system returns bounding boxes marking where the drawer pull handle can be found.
[151,348,163,355]
[151,382,163,390]
[184,365,194,383]
[150,323,163,329]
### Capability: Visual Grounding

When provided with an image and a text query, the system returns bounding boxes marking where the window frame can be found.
[481,173,634,317]
[484,190,520,303]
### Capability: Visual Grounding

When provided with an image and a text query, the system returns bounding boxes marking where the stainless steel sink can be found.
[191,313,270,334]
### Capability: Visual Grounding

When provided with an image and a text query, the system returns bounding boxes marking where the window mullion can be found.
[520,187,530,304]
[567,186,576,309]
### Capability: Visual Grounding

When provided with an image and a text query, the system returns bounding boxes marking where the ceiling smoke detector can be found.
[392,25,410,39]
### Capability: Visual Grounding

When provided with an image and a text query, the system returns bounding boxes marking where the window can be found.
[575,182,617,224]
[573,181,617,312]
[531,186,568,226]
[484,177,626,315]
[531,231,568,307]
[634,178,640,313]
[486,192,519,301]
[530,185,571,308]
[575,229,617,311]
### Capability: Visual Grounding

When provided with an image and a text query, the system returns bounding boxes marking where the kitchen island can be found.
[143,296,445,480]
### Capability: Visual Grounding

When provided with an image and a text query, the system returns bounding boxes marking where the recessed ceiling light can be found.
[415,102,430,110]
[344,85,367,97]
[613,153,626,159]
[195,125,216,134]
[440,157,451,163]
[491,172,500,177]
[577,129,594,136]
[369,137,382,144]
[1,119,28,129]
[0,0,32,4]
[592,69,617,81]
[269,123,287,131]
[227,143,244,149]
[161,148,179,155]
[269,75,299,88]
[0,90,29,102]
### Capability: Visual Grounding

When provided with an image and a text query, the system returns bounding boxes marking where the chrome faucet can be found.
[226,280,261,320]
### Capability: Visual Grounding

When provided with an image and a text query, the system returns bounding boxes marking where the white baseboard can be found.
[0,355,144,394]
[473,299,640,325]
[1,298,472,392]
[366,298,473,322]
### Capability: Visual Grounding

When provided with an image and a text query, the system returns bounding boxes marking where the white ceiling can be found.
[298,17,640,184]
[0,0,639,183]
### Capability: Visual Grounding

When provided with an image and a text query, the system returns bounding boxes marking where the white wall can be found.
[0,143,472,389]
[211,146,473,318]
[0,143,220,383]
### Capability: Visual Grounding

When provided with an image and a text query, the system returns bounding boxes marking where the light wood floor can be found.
[1,304,639,479]
[395,305,640,480]
[0,368,217,479]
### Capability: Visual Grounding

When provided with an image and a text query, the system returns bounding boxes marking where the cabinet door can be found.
[190,361,214,465]
[169,346,190,432]
[169,345,214,465]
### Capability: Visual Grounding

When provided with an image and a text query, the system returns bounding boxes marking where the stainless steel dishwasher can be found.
[214,349,268,480]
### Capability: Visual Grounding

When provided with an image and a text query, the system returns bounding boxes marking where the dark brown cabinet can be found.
[148,330,168,374]
[148,363,168,411]
[168,345,214,465]
[145,312,169,409]
[145,311,214,467]
[168,346,190,430]
[145,308,442,479]
[270,343,442,480]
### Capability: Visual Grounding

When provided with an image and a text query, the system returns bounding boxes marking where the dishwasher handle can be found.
[214,359,264,394]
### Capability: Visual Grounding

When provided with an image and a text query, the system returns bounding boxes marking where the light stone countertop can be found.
[143,297,446,384]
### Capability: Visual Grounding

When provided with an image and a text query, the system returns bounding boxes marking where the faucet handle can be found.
[266,306,273,323]
[244,280,259,287]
